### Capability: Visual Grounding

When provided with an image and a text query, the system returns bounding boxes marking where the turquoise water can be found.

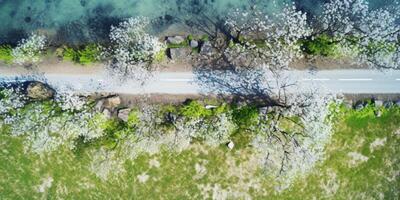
[0,0,397,45]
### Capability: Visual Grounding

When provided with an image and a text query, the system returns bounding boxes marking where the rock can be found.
[205,105,217,109]
[102,108,112,119]
[26,81,55,100]
[355,103,364,110]
[227,141,234,149]
[103,96,121,109]
[374,100,383,107]
[167,48,191,60]
[374,110,382,117]
[396,100,400,106]
[384,101,394,108]
[190,40,199,48]
[200,41,213,56]
[166,36,185,44]
[117,108,131,122]
[94,99,104,112]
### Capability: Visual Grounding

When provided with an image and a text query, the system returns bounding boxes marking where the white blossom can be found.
[105,17,166,83]
[12,33,46,66]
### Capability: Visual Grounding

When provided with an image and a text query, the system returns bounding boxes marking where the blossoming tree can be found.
[104,17,166,83]
[12,33,46,67]
[315,0,400,69]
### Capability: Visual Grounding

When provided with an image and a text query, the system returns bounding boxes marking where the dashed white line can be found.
[161,78,193,82]
[302,78,330,81]
[338,78,373,81]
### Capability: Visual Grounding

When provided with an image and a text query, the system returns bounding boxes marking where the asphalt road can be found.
[1,69,399,94]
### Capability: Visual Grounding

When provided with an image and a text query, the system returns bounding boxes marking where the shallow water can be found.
[0,0,397,45]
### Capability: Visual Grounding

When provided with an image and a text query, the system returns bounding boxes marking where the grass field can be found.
[0,105,399,199]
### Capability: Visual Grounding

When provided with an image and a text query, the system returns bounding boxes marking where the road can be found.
[1,69,399,94]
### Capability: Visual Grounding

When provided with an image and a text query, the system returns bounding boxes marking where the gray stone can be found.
[205,105,217,109]
[102,108,112,119]
[374,100,383,107]
[374,110,382,117]
[103,96,121,109]
[95,99,104,112]
[190,40,199,48]
[355,103,364,110]
[227,141,234,149]
[200,41,213,56]
[384,101,394,108]
[118,108,131,122]
[167,36,185,44]
[168,48,191,60]
[26,81,55,100]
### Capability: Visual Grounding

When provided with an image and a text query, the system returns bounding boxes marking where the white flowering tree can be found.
[316,0,400,69]
[105,17,166,83]
[12,33,47,67]
[196,4,311,72]
[0,84,106,153]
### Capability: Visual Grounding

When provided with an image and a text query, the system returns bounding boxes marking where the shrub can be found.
[301,34,339,57]
[78,44,101,64]
[232,105,259,128]
[180,100,212,119]
[0,45,13,63]
[62,44,101,65]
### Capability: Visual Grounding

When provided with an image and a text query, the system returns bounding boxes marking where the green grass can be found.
[0,106,399,199]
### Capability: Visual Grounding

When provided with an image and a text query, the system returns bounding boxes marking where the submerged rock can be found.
[26,81,55,100]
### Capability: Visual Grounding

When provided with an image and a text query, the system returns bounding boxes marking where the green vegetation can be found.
[0,103,398,199]
[61,44,101,65]
[0,45,13,63]
[300,34,341,57]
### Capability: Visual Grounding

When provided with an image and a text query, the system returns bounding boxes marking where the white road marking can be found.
[302,78,330,81]
[161,78,193,82]
[396,78,400,81]
[338,78,373,81]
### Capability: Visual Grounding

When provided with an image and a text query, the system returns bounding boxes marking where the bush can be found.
[78,44,101,64]
[180,100,212,119]
[232,105,259,128]
[301,34,339,57]
[62,44,101,65]
[0,45,13,63]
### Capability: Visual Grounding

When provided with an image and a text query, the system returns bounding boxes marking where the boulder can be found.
[374,100,383,107]
[166,36,185,44]
[227,141,235,149]
[94,99,104,112]
[103,96,121,109]
[102,108,112,119]
[117,108,131,122]
[190,40,199,48]
[200,41,213,56]
[374,110,382,117]
[384,101,394,108]
[26,81,55,100]
[205,105,217,110]
[355,103,364,110]
[168,48,191,60]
